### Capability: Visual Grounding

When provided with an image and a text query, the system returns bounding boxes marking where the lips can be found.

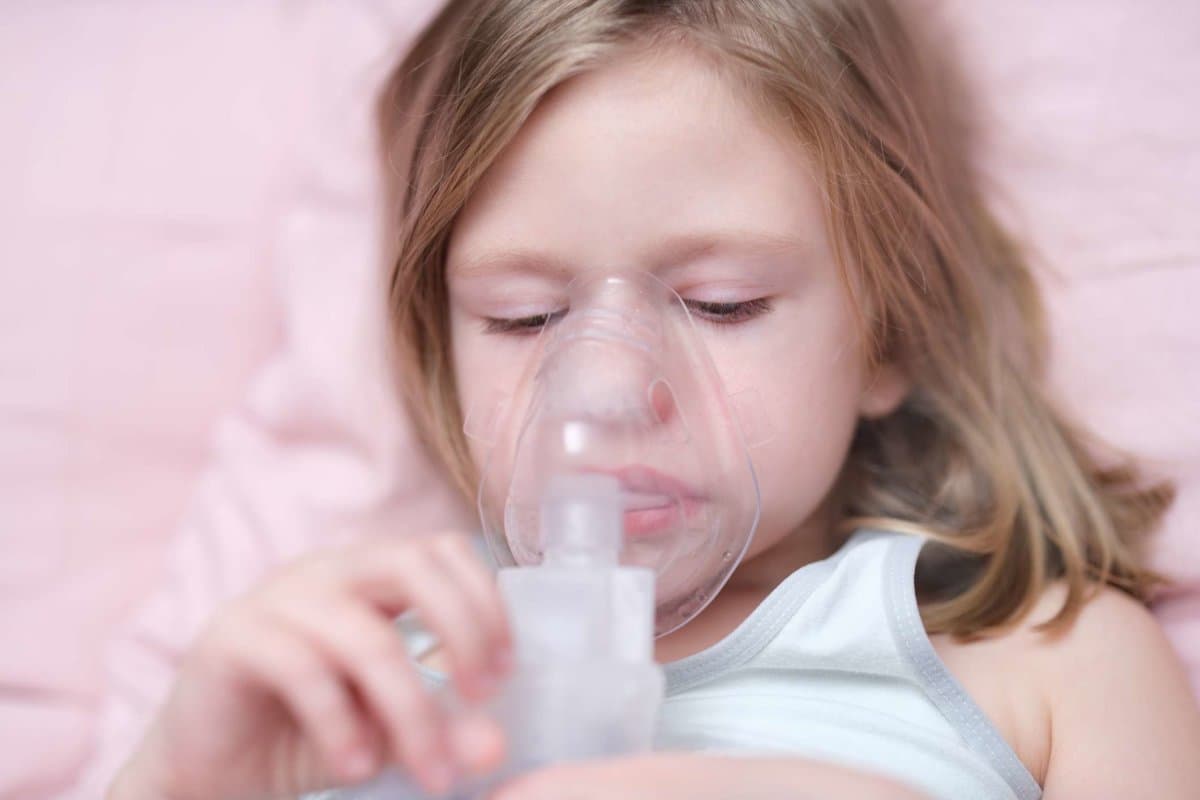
[587,464,705,537]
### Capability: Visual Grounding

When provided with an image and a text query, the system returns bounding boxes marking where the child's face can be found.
[446,44,906,564]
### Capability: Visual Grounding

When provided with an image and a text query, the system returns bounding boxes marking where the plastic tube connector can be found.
[540,473,623,567]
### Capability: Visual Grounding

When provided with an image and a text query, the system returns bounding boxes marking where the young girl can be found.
[110,1,1200,798]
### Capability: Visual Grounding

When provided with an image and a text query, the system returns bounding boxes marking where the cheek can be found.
[450,314,509,470]
[450,311,549,482]
[751,354,862,542]
[708,290,866,549]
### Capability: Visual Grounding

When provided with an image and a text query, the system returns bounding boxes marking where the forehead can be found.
[447,41,829,278]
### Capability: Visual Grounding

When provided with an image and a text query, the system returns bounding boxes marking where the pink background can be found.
[0,2,1196,796]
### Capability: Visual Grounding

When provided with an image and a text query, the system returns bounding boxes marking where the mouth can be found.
[587,464,706,538]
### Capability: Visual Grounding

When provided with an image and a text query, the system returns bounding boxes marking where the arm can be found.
[493,753,932,800]
[1041,587,1200,799]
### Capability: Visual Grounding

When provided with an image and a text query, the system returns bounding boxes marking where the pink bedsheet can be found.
[0,2,1195,796]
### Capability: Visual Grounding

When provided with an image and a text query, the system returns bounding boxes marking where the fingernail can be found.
[453,714,506,774]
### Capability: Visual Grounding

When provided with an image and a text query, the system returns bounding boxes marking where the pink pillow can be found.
[0,3,465,796]
[945,0,1200,692]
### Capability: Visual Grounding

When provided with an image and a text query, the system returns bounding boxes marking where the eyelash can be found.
[482,298,772,335]
[482,309,566,335]
[687,297,772,324]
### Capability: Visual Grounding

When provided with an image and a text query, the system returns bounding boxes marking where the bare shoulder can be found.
[937,580,1186,675]
[1027,584,1200,796]
[932,582,1200,793]
[1020,583,1194,707]
[1027,581,1169,651]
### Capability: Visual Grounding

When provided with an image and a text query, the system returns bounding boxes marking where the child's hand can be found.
[109,531,511,800]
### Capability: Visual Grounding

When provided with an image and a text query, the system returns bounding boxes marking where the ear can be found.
[858,361,909,419]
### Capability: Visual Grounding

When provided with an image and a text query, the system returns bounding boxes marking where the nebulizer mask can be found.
[474,269,762,635]
[346,271,762,799]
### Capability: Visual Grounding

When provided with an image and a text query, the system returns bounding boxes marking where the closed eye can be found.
[684,297,772,324]
[482,309,565,335]
[482,298,771,335]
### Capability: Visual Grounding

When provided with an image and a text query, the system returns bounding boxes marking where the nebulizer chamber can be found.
[346,271,760,798]
[489,471,663,766]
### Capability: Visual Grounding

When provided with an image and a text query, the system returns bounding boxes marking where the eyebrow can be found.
[450,230,811,279]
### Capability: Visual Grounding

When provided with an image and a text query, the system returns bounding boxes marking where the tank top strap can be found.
[694,529,917,688]
[879,531,1042,800]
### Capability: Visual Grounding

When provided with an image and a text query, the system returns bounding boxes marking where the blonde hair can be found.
[379,0,1174,636]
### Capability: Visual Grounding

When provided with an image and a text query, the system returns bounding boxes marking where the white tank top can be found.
[313,529,1042,800]
[652,529,1041,799]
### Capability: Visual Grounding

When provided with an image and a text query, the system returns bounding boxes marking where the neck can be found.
[652,501,843,664]
[724,500,842,593]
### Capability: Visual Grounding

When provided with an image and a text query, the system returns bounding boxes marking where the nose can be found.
[535,271,684,434]
[538,335,666,427]
[648,378,678,426]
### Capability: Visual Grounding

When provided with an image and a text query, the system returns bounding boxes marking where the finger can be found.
[425,533,513,673]
[448,711,507,777]
[263,596,456,795]
[341,540,499,701]
[214,612,377,786]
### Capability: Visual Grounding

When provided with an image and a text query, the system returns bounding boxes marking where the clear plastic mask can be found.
[468,271,762,636]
